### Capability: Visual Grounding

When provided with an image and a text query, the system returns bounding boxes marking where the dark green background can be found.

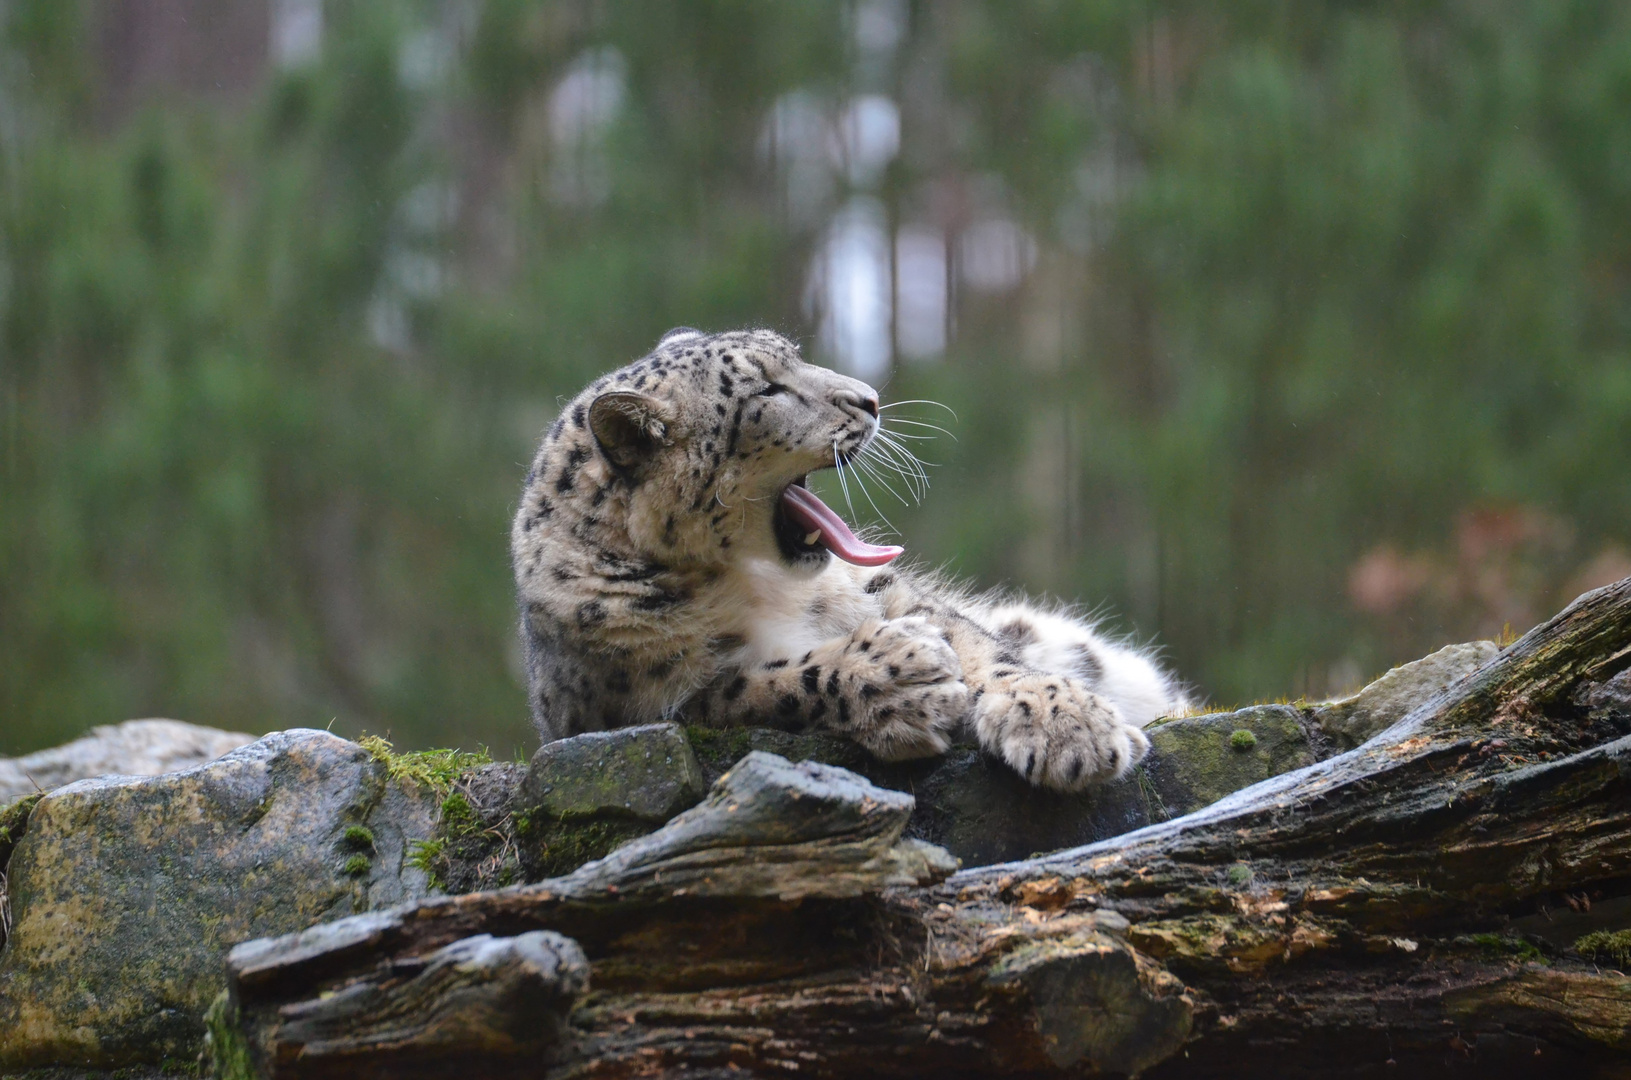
[5,1,1629,758]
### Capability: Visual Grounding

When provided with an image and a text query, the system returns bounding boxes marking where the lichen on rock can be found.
[0,729,437,1071]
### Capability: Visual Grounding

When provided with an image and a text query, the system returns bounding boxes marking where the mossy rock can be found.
[1310,640,1500,750]
[1141,705,1317,813]
[0,730,438,1072]
[511,724,708,881]
[688,726,1155,867]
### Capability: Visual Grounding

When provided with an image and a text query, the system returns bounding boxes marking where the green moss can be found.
[204,990,257,1080]
[342,853,371,877]
[1575,929,1631,967]
[439,791,479,837]
[340,824,375,849]
[357,735,491,796]
[683,724,755,769]
[0,792,43,854]
[528,816,650,879]
[407,837,448,890]
[1226,863,1253,886]
[1468,932,1545,962]
[1229,729,1258,751]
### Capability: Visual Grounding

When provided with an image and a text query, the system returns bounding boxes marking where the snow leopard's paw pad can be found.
[831,617,966,761]
[973,672,1149,792]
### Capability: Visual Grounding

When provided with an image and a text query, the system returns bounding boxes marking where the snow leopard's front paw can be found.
[829,616,967,761]
[973,672,1149,792]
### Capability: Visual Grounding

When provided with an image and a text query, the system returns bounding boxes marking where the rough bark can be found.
[223,577,1631,1079]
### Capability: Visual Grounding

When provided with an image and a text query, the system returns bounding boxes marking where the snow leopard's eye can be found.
[756,382,790,398]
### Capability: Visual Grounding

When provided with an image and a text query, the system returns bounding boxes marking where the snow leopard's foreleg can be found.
[687,616,967,760]
[868,575,1151,791]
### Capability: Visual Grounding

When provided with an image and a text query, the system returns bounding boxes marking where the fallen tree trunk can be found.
[220,577,1631,1078]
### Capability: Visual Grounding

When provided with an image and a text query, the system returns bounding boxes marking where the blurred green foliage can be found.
[3,0,1628,756]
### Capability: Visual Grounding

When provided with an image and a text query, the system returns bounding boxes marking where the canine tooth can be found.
[803,530,822,546]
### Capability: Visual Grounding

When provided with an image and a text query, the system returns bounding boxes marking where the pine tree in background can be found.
[3,0,1629,755]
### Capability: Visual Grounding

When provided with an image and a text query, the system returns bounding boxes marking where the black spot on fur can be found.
[552,566,576,581]
[999,618,1036,643]
[826,671,840,696]
[1068,758,1084,782]
[1017,700,1032,717]
[995,650,1021,666]
[576,600,607,628]
[802,666,821,694]
[810,698,828,720]
[888,664,901,678]
[776,693,800,716]
[838,699,851,726]
[764,658,789,670]
[864,574,894,595]
[724,399,748,456]
[860,684,881,699]
[572,403,587,427]
[723,675,748,702]
[709,634,746,651]
[603,562,665,582]
[808,598,829,618]
[633,587,688,611]
[1071,643,1104,683]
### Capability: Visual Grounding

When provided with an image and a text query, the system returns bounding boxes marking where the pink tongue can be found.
[780,484,903,567]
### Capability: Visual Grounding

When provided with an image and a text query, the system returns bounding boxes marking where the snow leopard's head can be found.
[515,328,901,575]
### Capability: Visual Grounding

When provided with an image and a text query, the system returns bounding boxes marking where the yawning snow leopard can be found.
[511,328,1188,791]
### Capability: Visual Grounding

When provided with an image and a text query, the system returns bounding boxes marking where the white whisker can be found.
[866,438,926,502]
[879,399,959,421]
[851,460,899,535]
[833,438,856,518]
[883,417,958,441]
[853,453,912,508]
[875,430,934,483]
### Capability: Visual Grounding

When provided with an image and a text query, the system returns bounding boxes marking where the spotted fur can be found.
[512,328,1188,791]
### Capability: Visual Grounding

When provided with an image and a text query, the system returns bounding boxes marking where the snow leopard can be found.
[511,327,1188,791]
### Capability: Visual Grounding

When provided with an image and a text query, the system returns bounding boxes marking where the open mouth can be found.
[774,476,903,567]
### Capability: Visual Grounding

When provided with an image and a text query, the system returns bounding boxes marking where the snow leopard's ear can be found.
[589,391,671,469]
[657,326,704,348]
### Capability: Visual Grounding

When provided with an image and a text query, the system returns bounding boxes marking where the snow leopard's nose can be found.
[835,388,879,419]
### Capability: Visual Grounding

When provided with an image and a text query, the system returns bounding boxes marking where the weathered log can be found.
[221,577,1631,1078]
